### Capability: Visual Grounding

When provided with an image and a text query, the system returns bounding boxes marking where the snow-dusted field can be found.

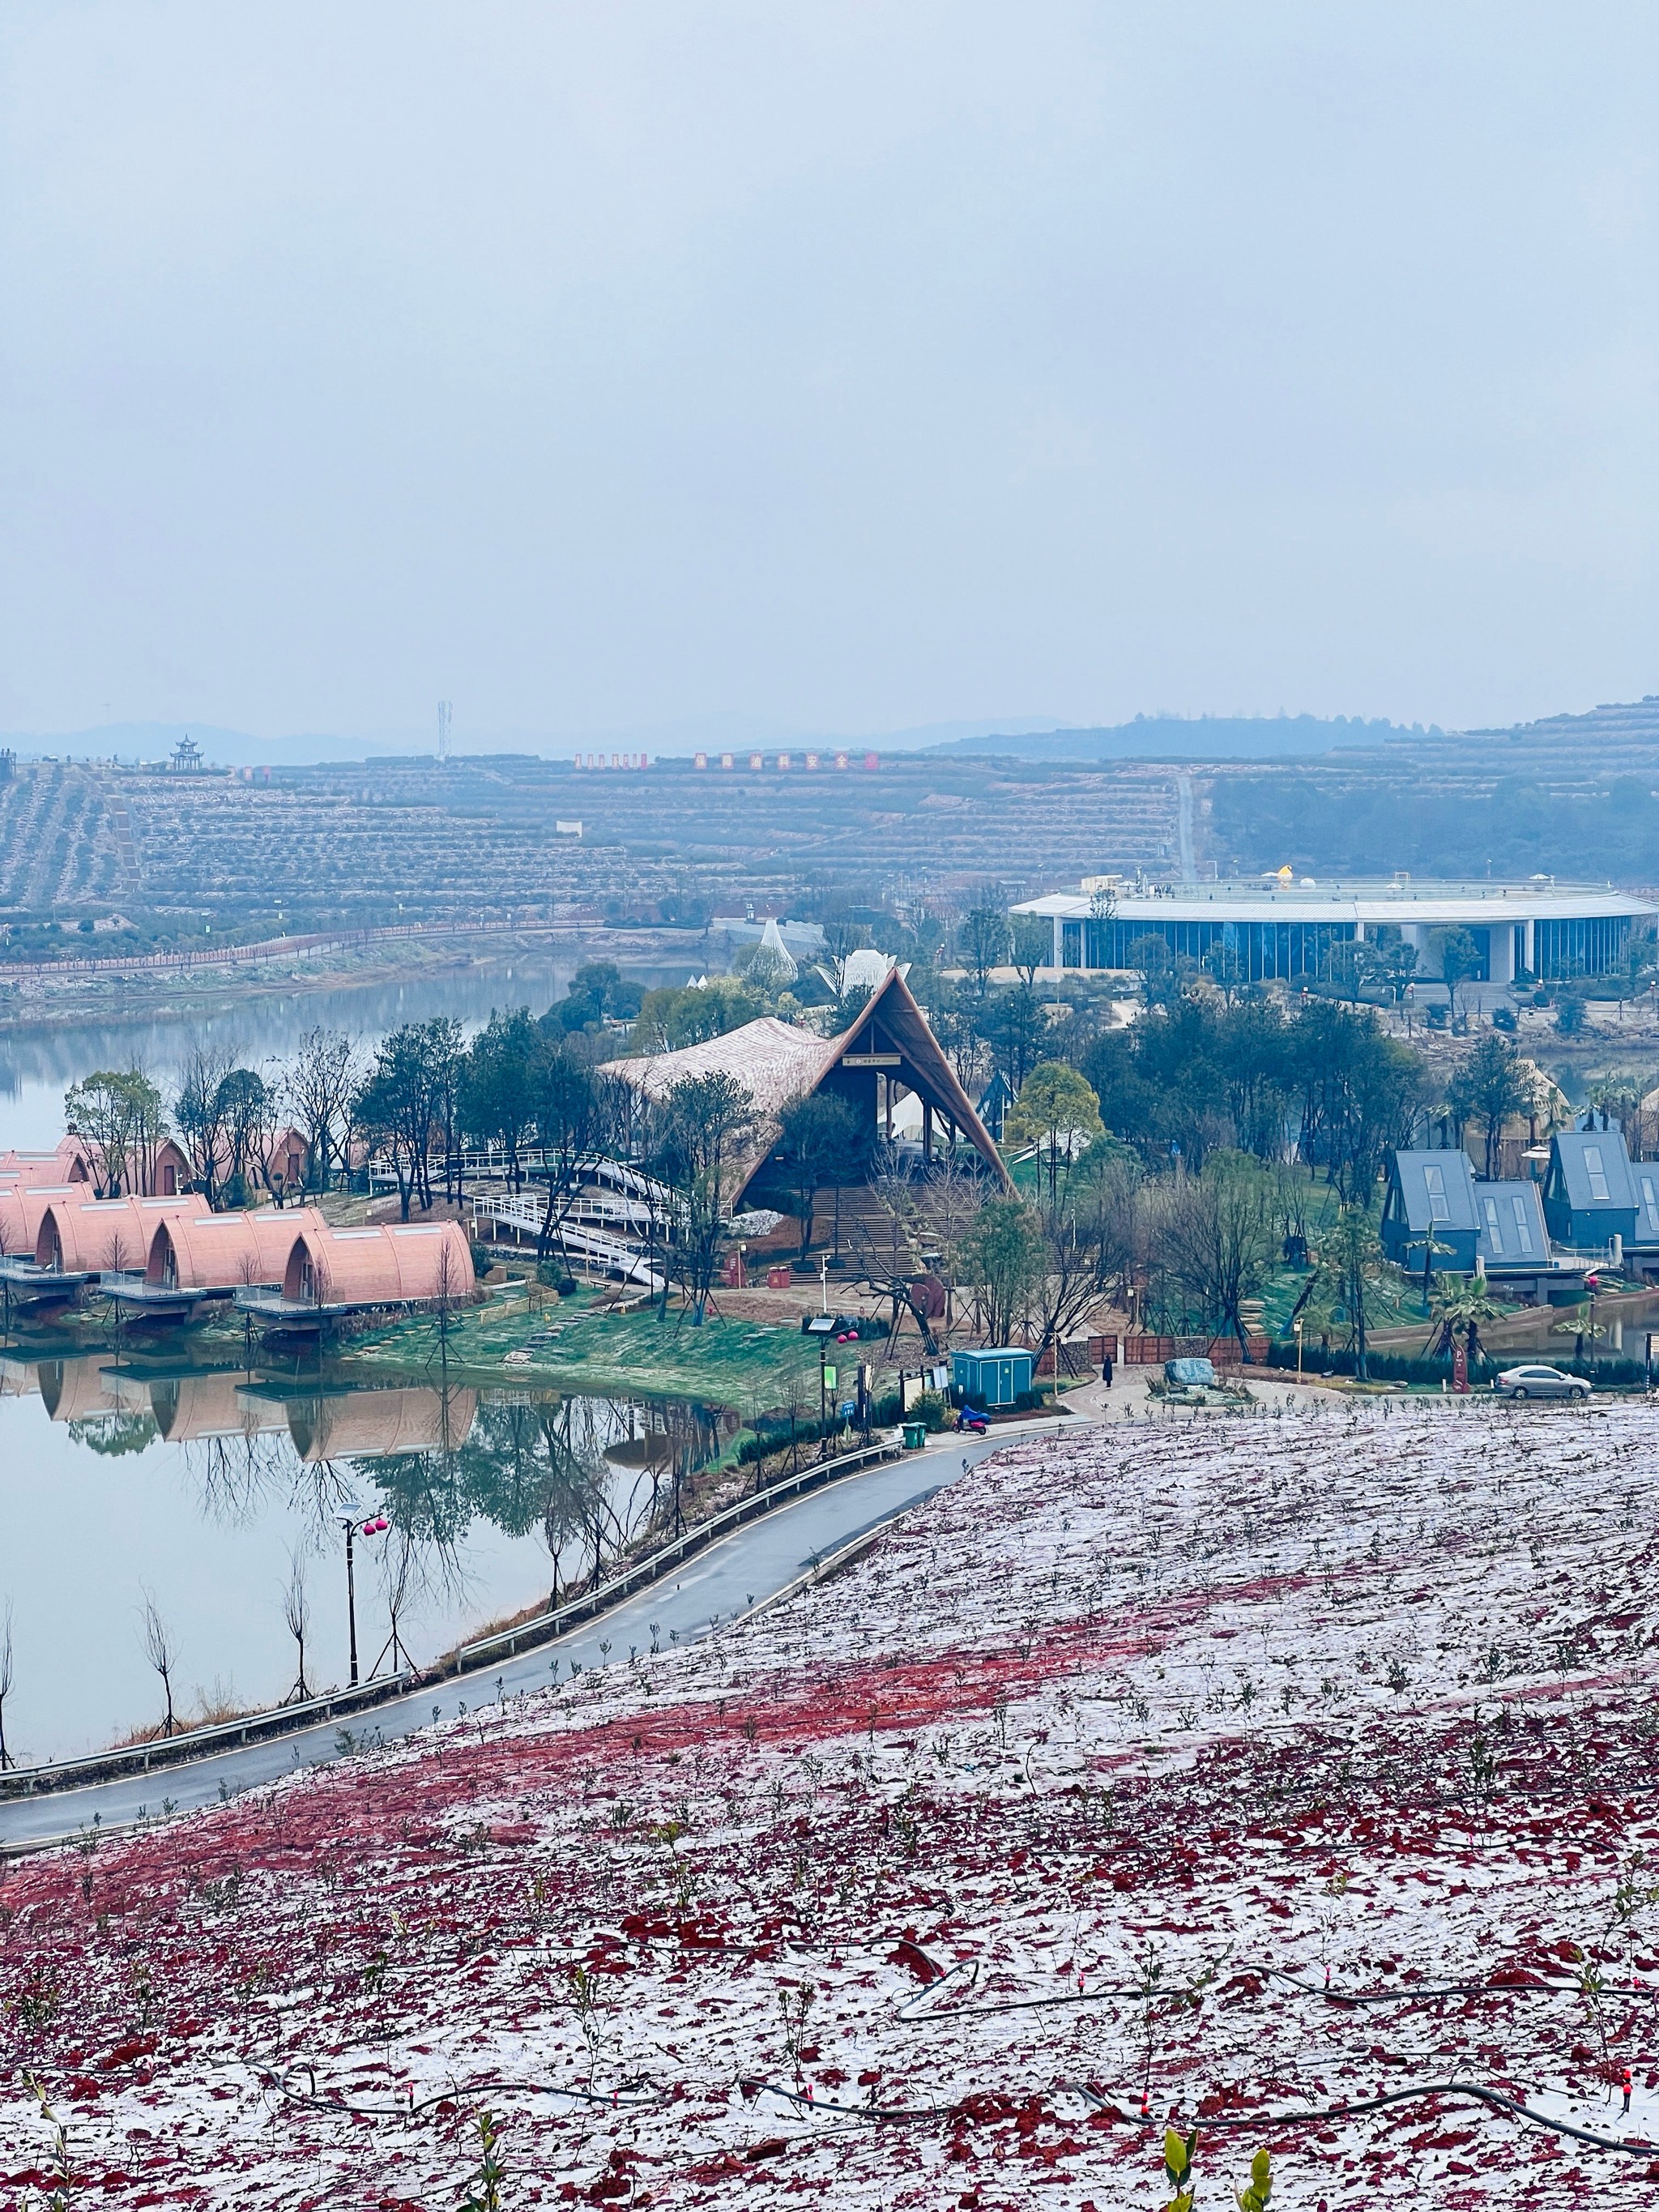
[7,1398,1659,2207]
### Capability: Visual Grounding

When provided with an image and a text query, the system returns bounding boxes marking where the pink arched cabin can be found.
[280,1219,476,1308]
[36,1194,197,1273]
[146,1206,326,1292]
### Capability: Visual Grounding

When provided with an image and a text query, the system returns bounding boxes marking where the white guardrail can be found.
[0,1435,902,1801]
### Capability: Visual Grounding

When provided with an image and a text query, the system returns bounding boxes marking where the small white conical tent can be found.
[758,916,799,982]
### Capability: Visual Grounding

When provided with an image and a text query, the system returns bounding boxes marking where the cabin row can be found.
[0,1127,314,1201]
[1382,1126,1659,1296]
[0,1187,476,1322]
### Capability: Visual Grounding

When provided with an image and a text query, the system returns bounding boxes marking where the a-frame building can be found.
[602,963,1011,1210]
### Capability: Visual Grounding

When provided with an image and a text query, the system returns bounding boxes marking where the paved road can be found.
[0,1424,1068,1852]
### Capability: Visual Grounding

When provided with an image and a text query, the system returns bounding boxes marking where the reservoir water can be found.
[0,947,692,1151]
[0,950,715,1766]
[0,1357,727,1766]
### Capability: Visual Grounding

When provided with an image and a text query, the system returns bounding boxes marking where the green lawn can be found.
[337,1291,831,1413]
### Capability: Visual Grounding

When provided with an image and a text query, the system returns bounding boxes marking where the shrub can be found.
[1263,1342,1645,1389]
[736,1412,846,1466]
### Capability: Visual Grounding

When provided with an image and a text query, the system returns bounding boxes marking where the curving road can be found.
[0,1423,1070,1854]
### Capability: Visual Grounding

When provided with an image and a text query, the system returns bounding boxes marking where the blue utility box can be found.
[952,1347,1034,1407]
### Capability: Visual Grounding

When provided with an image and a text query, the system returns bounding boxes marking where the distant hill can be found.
[0,713,1070,770]
[0,722,405,769]
[925,713,1440,762]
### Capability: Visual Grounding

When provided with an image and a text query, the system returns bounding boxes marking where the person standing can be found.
[1101,1350,1114,1389]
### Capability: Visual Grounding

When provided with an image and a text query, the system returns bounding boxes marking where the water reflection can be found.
[0,1352,730,1761]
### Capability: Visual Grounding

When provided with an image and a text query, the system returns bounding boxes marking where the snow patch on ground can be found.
[6,1398,1659,2205]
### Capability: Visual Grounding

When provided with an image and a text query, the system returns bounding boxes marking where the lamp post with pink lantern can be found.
[339,1513,390,1687]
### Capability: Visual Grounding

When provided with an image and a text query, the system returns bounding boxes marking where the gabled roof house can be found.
[1380,1150,1480,1274]
[602,965,1010,1210]
[1542,1130,1639,1250]
[1473,1181,1549,1272]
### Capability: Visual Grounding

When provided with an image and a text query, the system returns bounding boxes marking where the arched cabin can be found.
[35,1194,196,1274]
[279,1219,476,1309]
[146,1205,327,1292]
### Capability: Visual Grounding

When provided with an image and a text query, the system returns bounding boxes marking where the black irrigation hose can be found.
[263,2065,665,2120]
[1266,1966,1648,2009]
[262,2061,1659,2163]
[753,2072,1659,2159]
[906,1964,1650,2024]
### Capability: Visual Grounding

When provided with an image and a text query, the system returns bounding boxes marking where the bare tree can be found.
[286,1027,360,1194]
[1025,1182,1124,1371]
[139,1588,179,1737]
[282,1548,311,1702]
[0,1600,15,1770]
[917,1151,983,1332]
[1154,1156,1275,1362]
[435,1232,464,1345]
[849,1156,944,1356]
[371,1531,417,1678]
[174,1042,237,1205]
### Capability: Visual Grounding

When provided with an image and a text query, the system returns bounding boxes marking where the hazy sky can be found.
[2,3,1656,749]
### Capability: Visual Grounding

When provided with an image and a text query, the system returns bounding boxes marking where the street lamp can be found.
[1294,1314,1303,1380]
[339,1514,389,1687]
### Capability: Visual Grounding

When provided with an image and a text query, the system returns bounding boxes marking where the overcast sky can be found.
[2,3,1655,751]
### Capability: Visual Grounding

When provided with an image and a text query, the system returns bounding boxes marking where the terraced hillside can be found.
[1205,695,1659,886]
[15,688,1655,937]
[0,754,1183,929]
[0,762,126,909]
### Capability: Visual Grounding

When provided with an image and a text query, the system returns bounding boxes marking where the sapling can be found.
[1162,2125,1197,2212]
[458,2110,507,2212]
[565,1962,605,2077]
[778,1979,817,2073]
[139,1588,179,1737]
[23,2073,72,2212]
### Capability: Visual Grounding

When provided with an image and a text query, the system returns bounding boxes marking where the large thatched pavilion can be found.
[602,963,1010,1213]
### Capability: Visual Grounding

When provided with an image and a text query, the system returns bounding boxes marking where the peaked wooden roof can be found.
[603,963,1010,1203]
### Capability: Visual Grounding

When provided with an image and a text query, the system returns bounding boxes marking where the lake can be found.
[0,953,724,1766]
[0,948,693,1151]
[0,1353,728,1766]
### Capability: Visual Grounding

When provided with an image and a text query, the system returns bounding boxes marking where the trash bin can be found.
[902,1420,927,1450]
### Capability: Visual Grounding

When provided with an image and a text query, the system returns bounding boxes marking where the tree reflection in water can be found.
[56,1358,727,1665]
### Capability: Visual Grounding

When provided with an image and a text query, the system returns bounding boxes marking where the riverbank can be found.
[331,1287,839,1411]
[0,921,705,1033]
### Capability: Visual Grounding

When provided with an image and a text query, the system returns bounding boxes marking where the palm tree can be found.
[1401,1228,1456,1315]
[1551,1312,1610,1369]
[1425,1279,1502,1364]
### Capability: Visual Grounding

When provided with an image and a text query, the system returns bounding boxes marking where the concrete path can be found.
[0,1420,1071,1852]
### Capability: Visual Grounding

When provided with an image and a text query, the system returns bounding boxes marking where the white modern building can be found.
[1012,878,1655,988]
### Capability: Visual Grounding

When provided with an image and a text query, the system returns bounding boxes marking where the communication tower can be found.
[437,700,453,764]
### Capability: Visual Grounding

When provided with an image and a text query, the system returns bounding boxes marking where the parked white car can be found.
[1495,1364,1592,1402]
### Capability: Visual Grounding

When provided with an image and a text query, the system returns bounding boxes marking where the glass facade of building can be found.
[1055,910,1634,981]
[1533,914,1629,980]
[1060,916,1358,980]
